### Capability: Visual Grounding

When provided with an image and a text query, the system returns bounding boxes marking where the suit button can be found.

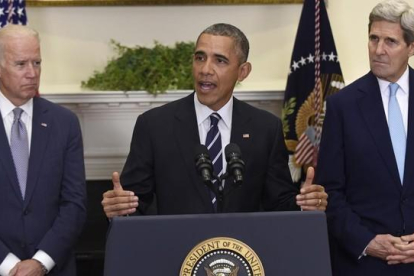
[20,243,26,248]
[23,209,29,215]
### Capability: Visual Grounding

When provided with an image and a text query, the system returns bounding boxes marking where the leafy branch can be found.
[81,40,195,95]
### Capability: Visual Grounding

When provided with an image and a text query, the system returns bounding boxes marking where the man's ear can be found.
[237,62,252,82]
[409,42,414,57]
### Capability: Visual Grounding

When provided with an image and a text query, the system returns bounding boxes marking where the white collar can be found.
[377,66,409,95]
[194,93,233,128]
[0,91,33,119]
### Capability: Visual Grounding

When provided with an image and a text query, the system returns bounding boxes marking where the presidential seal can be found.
[180,237,265,276]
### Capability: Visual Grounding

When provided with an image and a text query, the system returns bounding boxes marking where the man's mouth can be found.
[198,81,216,91]
[372,59,388,65]
[21,84,38,91]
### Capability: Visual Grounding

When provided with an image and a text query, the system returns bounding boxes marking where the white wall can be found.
[26,0,414,93]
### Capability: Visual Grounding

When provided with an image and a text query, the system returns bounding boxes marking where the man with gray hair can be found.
[102,23,328,217]
[0,25,86,275]
[317,0,414,274]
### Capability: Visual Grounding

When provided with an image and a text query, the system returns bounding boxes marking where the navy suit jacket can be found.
[121,93,300,214]
[317,69,414,275]
[0,97,87,275]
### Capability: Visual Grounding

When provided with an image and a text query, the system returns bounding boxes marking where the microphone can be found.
[194,144,214,183]
[225,143,245,185]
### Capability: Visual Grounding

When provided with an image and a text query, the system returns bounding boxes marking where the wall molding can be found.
[43,90,284,180]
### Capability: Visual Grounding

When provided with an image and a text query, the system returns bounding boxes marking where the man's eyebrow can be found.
[194,50,206,56]
[214,53,229,62]
[193,51,230,62]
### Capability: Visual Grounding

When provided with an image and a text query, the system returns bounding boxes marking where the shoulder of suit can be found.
[328,71,375,101]
[139,92,193,118]
[233,96,281,121]
[34,96,78,119]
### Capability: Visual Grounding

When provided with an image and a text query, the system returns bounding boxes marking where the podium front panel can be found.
[104,211,331,276]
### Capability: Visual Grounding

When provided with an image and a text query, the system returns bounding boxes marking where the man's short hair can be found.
[197,23,250,64]
[369,0,414,44]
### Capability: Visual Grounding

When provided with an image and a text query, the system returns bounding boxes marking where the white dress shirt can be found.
[0,92,33,151]
[194,93,233,174]
[378,66,409,133]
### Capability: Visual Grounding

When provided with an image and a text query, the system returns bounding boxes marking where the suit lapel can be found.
[173,93,213,208]
[230,97,252,151]
[0,110,23,200]
[402,68,414,189]
[24,98,51,207]
[357,72,402,189]
[226,97,251,193]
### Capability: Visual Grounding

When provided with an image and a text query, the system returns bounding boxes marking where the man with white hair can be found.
[317,0,414,274]
[0,25,86,276]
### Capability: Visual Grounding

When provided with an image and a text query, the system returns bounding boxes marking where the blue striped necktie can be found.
[388,83,406,184]
[205,113,223,210]
[10,108,29,198]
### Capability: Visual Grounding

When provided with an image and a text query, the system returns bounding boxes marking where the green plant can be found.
[81,40,195,95]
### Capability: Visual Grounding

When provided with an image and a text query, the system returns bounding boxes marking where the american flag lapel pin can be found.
[41,123,47,127]
[242,134,250,139]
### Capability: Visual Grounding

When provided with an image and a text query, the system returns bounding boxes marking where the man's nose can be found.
[26,63,38,78]
[375,40,386,55]
[201,59,213,75]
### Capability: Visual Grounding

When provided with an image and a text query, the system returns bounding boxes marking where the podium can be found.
[104,211,331,275]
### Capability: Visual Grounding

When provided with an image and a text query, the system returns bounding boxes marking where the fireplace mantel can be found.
[43,90,284,180]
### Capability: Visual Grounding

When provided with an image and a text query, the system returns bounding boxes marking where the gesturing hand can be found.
[101,172,139,218]
[296,167,328,211]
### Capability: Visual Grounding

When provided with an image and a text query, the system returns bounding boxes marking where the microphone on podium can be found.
[194,144,214,183]
[225,143,245,186]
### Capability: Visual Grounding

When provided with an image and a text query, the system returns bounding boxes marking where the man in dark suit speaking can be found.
[0,25,87,275]
[317,0,414,275]
[102,23,327,217]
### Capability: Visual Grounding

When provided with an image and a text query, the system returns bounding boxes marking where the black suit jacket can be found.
[317,69,414,275]
[121,93,299,214]
[0,97,87,275]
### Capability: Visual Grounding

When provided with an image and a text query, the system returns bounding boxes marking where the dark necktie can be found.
[205,113,223,210]
[10,108,29,198]
[388,83,406,184]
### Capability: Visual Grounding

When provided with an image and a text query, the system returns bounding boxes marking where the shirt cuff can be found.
[0,253,20,276]
[358,244,369,260]
[33,250,55,273]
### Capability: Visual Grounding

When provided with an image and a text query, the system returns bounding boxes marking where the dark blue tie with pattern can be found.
[205,113,223,211]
